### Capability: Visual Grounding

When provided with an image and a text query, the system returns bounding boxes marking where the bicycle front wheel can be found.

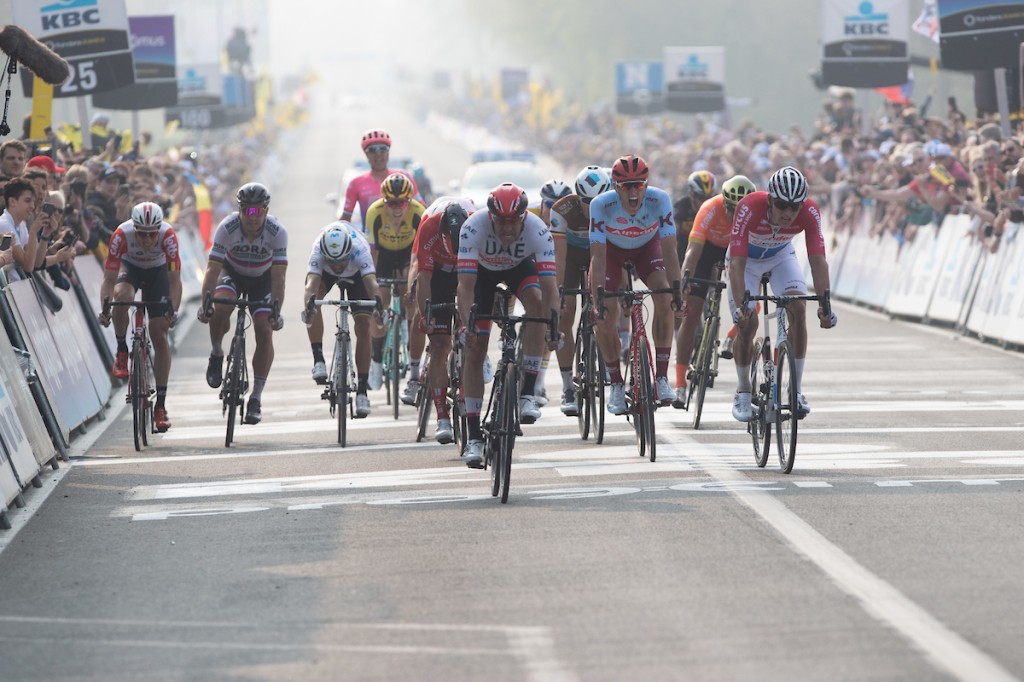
[692,316,718,430]
[575,325,590,440]
[624,346,644,458]
[750,339,770,467]
[487,375,504,498]
[499,362,518,503]
[131,344,145,451]
[775,340,799,474]
[415,376,430,442]
[337,335,349,447]
[389,319,401,419]
[595,352,606,444]
[637,339,656,462]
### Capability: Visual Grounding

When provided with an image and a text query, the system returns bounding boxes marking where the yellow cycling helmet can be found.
[722,175,756,212]
[380,173,414,201]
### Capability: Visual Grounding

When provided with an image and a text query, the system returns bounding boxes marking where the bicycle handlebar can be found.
[468,304,559,342]
[595,281,682,319]
[742,289,831,312]
[102,297,174,319]
[682,269,727,292]
[204,292,281,319]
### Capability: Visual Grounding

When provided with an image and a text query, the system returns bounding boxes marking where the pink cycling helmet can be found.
[361,129,392,151]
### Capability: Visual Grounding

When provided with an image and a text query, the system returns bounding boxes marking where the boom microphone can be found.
[0,25,70,85]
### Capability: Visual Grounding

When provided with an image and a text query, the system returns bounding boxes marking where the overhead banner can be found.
[822,0,909,87]
[663,47,726,113]
[937,0,1024,70]
[13,0,136,98]
[615,61,665,115]
[93,15,178,110]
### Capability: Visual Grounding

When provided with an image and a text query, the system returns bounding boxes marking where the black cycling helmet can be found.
[442,202,469,251]
[236,182,271,207]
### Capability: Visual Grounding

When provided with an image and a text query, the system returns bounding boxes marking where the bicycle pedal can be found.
[320,389,330,400]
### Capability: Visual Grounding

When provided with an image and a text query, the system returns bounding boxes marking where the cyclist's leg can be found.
[306,275,330,381]
[674,291,704,387]
[510,262,544,401]
[465,271,498,444]
[370,257,394,378]
[770,255,810,400]
[209,272,238,354]
[427,270,456,421]
[594,245,626,383]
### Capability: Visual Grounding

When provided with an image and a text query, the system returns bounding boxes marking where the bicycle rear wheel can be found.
[638,338,656,462]
[131,344,144,451]
[594,352,606,444]
[692,316,717,430]
[487,374,504,498]
[141,348,151,446]
[750,339,770,467]
[499,362,518,503]
[416,377,430,442]
[225,339,243,447]
[337,335,349,447]
[575,324,590,440]
[775,340,799,474]
[624,346,645,458]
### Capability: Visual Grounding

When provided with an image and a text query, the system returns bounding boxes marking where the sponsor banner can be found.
[822,0,909,87]
[14,0,136,98]
[56,287,112,409]
[164,63,223,129]
[615,61,665,115]
[0,323,56,468]
[937,0,1024,70]
[0,367,41,488]
[93,14,178,109]
[663,47,725,113]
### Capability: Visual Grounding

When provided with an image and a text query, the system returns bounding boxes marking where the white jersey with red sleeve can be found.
[457,211,556,276]
[729,192,826,260]
[104,221,181,272]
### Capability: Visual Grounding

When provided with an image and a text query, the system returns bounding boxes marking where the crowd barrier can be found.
[826,211,1024,349]
[0,230,208,527]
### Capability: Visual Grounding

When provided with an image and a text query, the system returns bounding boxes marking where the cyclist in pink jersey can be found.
[340,128,418,227]
[728,166,837,422]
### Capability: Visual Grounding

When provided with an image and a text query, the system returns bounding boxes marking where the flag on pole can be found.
[912,0,939,43]
[876,70,915,105]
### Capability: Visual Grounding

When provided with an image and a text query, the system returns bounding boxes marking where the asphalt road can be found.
[1,92,1024,682]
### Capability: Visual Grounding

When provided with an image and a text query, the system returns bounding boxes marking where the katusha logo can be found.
[39,0,100,31]
[676,54,709,79]
[844,1,889,36]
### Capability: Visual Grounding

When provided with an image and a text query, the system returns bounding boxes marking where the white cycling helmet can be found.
[319,222,354,262]
[540,179,571,204]
[131,201,163,231]
[574,165,611,202]
[767,166,808,204]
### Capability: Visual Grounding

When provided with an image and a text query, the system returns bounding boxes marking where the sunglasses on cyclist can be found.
[771,198,803,213]
[385,199,409,209]
[240,205,265,216]
[365,144,389,154]
[615,181,647,191]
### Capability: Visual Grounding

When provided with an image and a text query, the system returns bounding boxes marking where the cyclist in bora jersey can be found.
[590,155,681,414]
[98,201,182,432]
[673,175,755,407]
[411,197,474,443]
[729,166,837,422]
[549,165,612,415]
[302,222,381,418]
[340,129,418,227]
[456,183,560,468]
[198,183,287,425]
[364,173,426,404]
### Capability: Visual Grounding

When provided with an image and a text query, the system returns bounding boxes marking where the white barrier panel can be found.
[964,237,1006,340]
[74,256,117,357]
[886,224,954,319]
[994,224,1024,345]
[0,369,41,487]
[177,228,207,302]
[0,324,55,468]
[831,223,867,300]
[0,448,19,513]
[57,287,112,408]
[926,215,985,325]
[968,223,1024,345]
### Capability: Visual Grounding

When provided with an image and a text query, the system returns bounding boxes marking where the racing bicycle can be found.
[681,264,727,429]
[560,269,605,443]
[378,277,410,419]
[103,298,163,451]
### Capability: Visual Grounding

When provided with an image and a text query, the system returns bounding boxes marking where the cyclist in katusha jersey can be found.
[198,182,287,426]
[98,201,182,433]
[302,221,381,419]
[549,165,611,416]
[729,166,837,423]
[534,179,573,409]
[672,175,755,408]
[340,129,419,229]
[412,197,475,444]
[456,183,560,469]
[590,155,681,415]
[364,173,427,404]
[673,170,717,263]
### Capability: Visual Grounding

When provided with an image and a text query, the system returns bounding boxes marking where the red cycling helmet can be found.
[361,129,392,151]
[611,155,650,183]
[487,183,529,220]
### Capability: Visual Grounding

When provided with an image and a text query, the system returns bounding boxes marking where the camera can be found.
[40,203,58,217]
[61,230,77,247]
[70,180,87,197]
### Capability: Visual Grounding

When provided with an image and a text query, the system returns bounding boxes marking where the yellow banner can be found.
[30,77,53,141]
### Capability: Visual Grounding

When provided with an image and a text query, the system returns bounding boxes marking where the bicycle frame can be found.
[682,265,727,429]
[560,267,605,444]
[423,299,466,452]
[378,277,410,416]
[315,297,377,447]
[104,298,159,451]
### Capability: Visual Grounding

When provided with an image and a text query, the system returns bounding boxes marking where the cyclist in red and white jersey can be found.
[456,183,559,468]
[729,166,837,422]
[340,129,418,228]
[98,201,181,432]
[198,183,287,425]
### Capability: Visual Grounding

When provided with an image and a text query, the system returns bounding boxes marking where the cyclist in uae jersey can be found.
[98,201,181,432]
[340,128,419,229]
[198,182,287,425]
[301,221,381,418]
[549,165,610,416]
[589,155,680,414]
[363,173,427,403]
[729,166,836,424]
[673,175,755,407]
[456,183,559,469]
[412,199,472,444]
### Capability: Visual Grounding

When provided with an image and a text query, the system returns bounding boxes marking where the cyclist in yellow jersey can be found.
[366,173,427,404]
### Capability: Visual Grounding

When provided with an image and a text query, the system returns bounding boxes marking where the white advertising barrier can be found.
[885,224,957,319]
[925,215,986,326]
[56,287,113,409]
[967,223,1024,345]
[74,256,117,357]
[0,324,55,470]
[177,227,207,302]
[829,221,866,300]
[0,367,41,489]
[0,449,20,515]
